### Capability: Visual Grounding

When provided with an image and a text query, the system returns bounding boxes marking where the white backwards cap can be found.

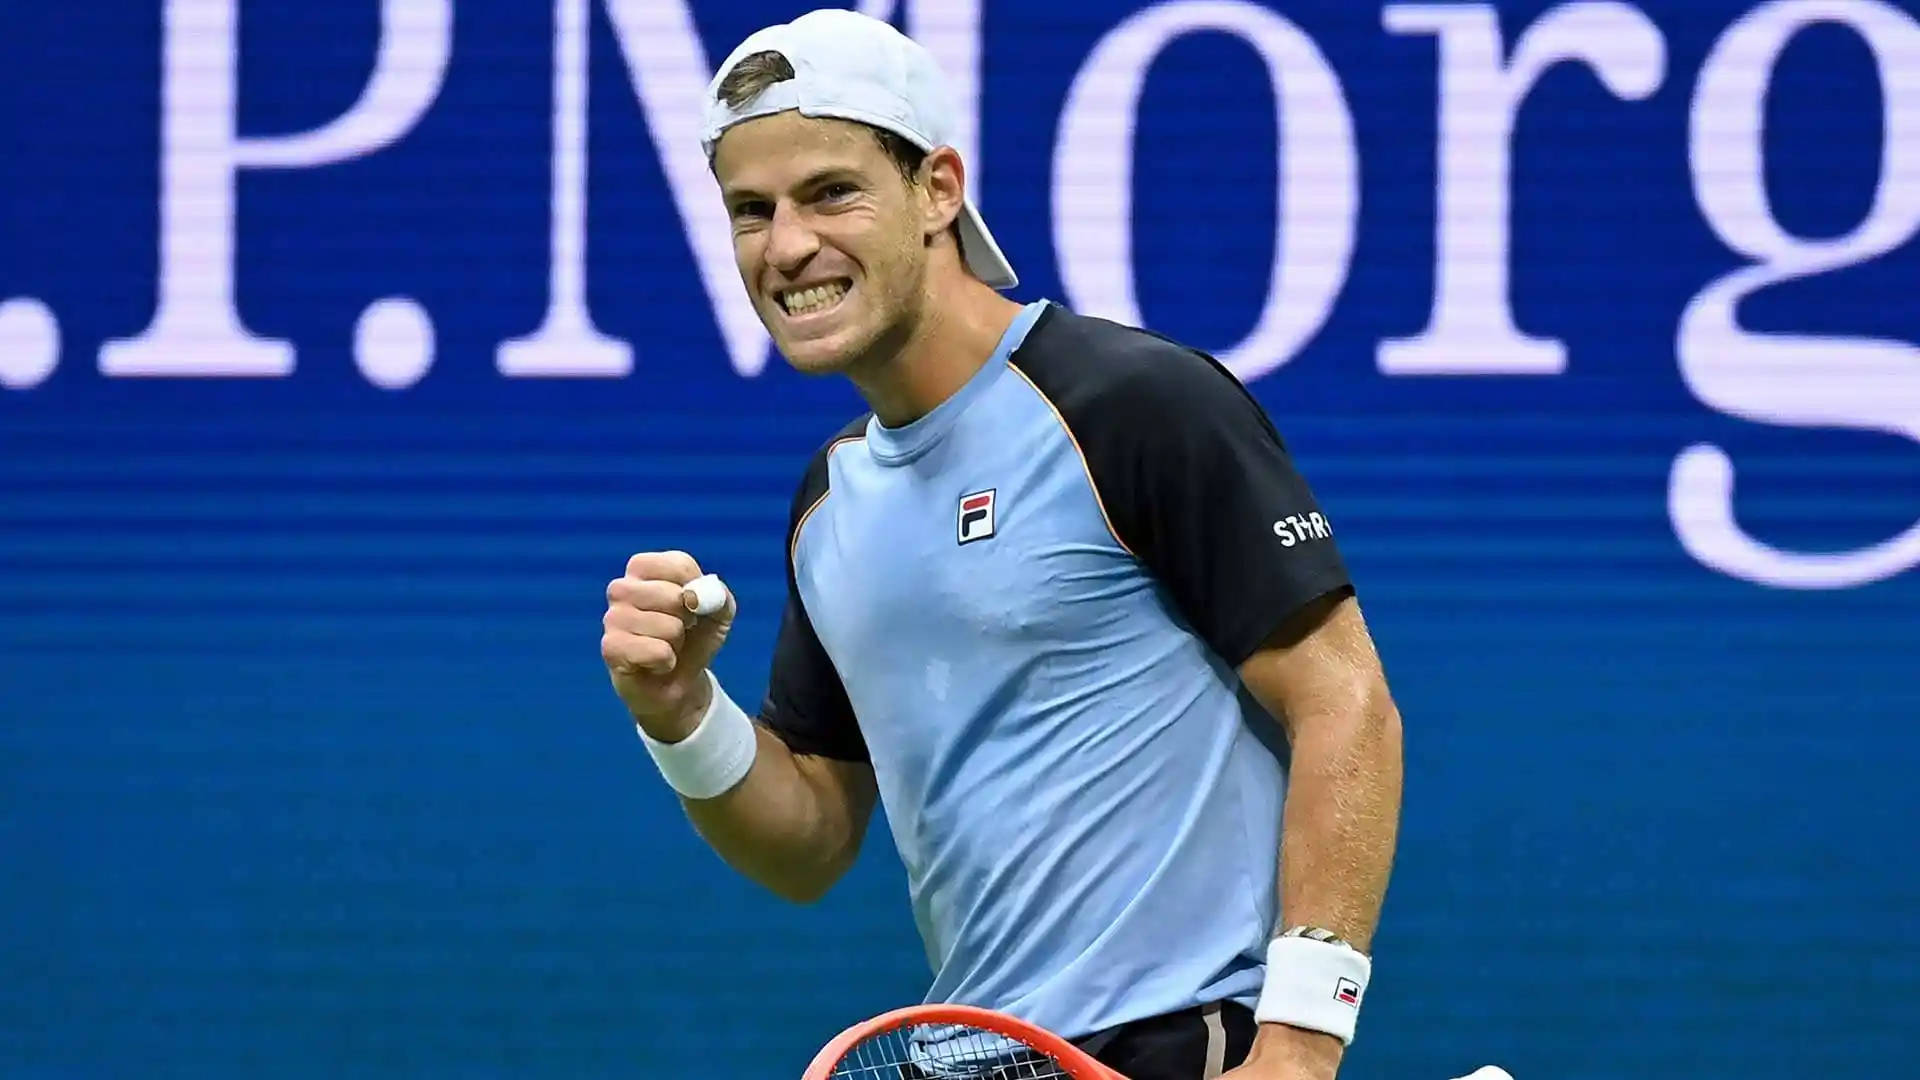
[701,9,1018,290]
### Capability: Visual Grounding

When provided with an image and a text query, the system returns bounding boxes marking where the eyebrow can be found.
[725,166,865,205]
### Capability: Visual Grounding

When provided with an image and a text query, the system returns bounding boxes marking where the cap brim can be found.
[957,200,1018,290]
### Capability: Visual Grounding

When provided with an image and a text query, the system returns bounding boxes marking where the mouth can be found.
[776,278,853,321]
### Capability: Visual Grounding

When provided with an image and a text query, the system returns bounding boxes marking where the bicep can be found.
[1236,589,1389,741]
[766,428,870,763]
[792,750,879,841]
[761,572,876,851]
[760,590,869,763]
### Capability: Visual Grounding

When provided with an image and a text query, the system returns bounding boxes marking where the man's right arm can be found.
[603,549,876,905]
[677,708,878,905]
[677,563,879,904]
[606,425,875,903]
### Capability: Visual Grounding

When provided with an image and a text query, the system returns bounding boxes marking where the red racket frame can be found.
[803,1003,1128,1080]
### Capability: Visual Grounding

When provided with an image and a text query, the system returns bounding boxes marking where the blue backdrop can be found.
[4,1,1917,1077]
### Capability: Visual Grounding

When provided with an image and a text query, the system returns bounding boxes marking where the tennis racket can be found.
[804,1003,1126,1079]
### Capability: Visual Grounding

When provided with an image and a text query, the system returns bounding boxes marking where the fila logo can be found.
[958,489,996,545]
[1334,978,1361,1007]
[1273,512,1332,547]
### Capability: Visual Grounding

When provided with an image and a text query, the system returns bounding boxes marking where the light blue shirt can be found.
[775,301,1350,1040]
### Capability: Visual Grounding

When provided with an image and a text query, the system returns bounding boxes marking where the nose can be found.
[764,200,820,278]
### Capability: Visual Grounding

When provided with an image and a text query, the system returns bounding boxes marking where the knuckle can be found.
[605,635,672,673]
[620,551,703,589]
[641,638,677,669]
[661,549,700,581]
[624,580,665,611]
[651,580,690,613]
[600,601,686,672]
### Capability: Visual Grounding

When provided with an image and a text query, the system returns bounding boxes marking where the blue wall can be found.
[3,1,1916,1077]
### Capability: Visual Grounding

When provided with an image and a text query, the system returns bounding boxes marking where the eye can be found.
[819,182,859,202]
[731,199,773,222]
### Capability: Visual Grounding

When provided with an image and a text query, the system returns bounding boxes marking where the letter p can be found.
[100,0,452,388]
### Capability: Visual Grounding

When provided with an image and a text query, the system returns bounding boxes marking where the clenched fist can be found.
[602,550,735,740]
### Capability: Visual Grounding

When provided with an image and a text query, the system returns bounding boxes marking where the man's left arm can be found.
[1018,328,1403,1077]
[1228,589,1404,1080]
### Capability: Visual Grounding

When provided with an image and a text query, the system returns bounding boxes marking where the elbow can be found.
[754,826,862,905]
[768,877,834,906]
[761,850,855,906]
[1354,670,1401,738]
[1376,687,1403,740]
[1357,683,1403,767]
[1292,676,1401,761]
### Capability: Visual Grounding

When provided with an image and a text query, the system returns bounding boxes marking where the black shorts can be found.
[1073,1001,1257,1080]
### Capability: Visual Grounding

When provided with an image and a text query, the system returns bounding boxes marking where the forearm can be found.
[1276,682,1403,952]
[638,674,870,905]
[1236,687,1403,1073]
[1230,596,1404,1075]
[679,724,867,904]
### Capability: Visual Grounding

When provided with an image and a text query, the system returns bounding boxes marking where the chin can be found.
[770,337,855,376]
[773,320,880,376]
[778,346,856,376]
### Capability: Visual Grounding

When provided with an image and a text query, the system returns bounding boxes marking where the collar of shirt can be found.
[864,299,1052,467]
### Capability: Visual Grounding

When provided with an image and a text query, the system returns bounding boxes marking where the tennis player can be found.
[600,11,1403,1080]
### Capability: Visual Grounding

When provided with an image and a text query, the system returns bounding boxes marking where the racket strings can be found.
[827,1023,1073,1079]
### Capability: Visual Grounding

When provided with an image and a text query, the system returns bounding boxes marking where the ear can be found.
[919,146,967,240]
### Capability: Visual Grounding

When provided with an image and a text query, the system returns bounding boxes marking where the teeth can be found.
[782,281,848,316]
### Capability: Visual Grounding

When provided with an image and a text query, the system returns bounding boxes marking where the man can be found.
[599,10,1403,1080]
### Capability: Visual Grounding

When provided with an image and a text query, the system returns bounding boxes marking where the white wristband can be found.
[1254,934,1373,1046]
[635,671,757,799]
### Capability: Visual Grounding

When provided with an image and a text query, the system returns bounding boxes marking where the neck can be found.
[850,274,1023,428]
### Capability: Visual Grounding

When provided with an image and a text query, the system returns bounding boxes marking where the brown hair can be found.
[716,49,930,185]
[714,51,966,261]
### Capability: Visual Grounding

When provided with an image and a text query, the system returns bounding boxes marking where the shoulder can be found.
[1010,305,1281,444]
[788,413,870,528]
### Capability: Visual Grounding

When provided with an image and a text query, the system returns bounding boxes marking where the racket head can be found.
[803,1003,1125,1080]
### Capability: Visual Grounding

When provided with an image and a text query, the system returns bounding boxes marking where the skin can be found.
[1225,591,1404,1080]
[711,109,1022,426]
[602,108,1404,1080]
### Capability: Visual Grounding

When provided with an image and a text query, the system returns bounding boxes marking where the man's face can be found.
[713,111,929,376]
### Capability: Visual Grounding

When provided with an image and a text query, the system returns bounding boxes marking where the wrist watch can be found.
[1280,925,1364,954]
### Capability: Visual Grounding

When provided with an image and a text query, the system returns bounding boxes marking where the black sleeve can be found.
[1013,313,1352,666]
[758,420,869,762]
